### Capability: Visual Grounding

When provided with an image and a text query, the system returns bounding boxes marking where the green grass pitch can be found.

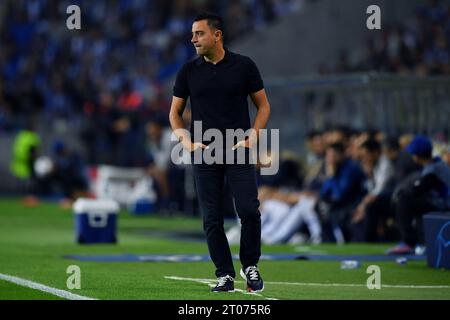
[0,198,449,300]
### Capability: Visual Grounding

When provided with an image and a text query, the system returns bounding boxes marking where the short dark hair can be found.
[327,142,346,154]
[307,130,323,140]
[331,125,353,140]
[383,136,400,151]
[194,13,224,34]
[361,139,381,153]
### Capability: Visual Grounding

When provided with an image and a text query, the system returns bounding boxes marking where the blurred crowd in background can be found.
[3,0,448,136]
[0,0,302,133]
[237,127,450,252]
[320,0,450,75]
[1,1,450,247]
[1,0,302,208]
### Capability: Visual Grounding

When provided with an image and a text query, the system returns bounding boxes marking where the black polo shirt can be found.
[173,49,264,139]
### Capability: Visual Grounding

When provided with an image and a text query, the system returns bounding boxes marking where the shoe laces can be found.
[217,275,232,287]
[246,266,260,281]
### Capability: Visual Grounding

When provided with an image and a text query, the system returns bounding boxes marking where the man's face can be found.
[308,135,325,157]
[191,20,219,56]
[326,148,344,166]
[146,122,162,140]
[324,130,346,146]
[383,147,398,161]
[360,148,379,167]
[442,151,450,166]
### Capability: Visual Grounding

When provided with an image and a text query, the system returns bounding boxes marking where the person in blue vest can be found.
[316,142,367,243]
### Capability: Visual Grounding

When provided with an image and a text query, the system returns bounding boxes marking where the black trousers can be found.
[394,192,439,246]
[361,193,394,242]
[193,161,261,278]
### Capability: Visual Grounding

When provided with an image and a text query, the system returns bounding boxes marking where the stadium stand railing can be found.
[263,73,450,154]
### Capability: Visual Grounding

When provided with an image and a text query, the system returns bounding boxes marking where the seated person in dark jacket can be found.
[383,137,422,185]
[37,141,88,201]
[317,142,367,242]
[351,139,396,242]
[388,135,450,254]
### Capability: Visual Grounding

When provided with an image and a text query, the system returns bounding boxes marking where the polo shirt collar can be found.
[194,47,232,66]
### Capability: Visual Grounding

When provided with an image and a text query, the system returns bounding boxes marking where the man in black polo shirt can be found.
[169,13,271,293]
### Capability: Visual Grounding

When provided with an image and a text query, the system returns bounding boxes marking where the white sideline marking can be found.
[0,273,97,300]
[165,276,450,290]
[164,276,278,300]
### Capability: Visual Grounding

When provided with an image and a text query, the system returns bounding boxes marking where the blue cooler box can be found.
[74,199,119,244]
[423,212,450,269]
[130,198,157,215]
